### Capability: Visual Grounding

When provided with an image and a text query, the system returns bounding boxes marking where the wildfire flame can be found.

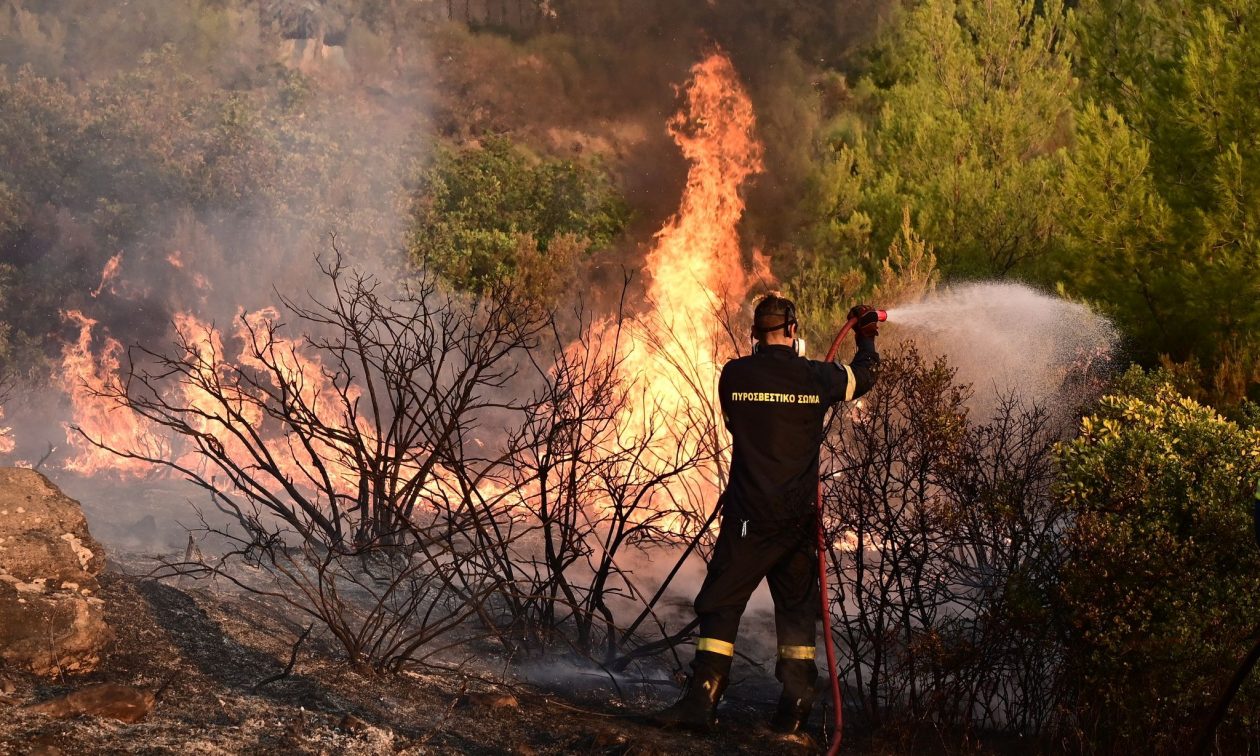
[168,311,265,476]
[593,50,770,522]
[54,50,770,534]
[59,310,168,476]
[90,252,123,298]
[59,301,465,509]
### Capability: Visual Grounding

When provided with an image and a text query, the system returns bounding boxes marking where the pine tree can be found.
[1065,0,1260,404]
[803,0,1075,279]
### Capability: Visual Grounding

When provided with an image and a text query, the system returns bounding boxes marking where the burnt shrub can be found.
[823,345,1070,741]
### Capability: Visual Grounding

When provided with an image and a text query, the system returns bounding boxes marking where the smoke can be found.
[1,30,428,462]
[0,6,446,580]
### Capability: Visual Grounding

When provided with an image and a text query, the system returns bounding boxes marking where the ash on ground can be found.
[0,475,825,756]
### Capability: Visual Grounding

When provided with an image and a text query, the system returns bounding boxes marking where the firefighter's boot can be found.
[770,692,815,734]
[770,656,818,734]
[651,651,730,731]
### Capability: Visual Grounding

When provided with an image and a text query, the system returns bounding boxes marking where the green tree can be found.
[1057,368,1260,751]
[1064,1,1260,404]
[801,0,1075,280]
[785,207,938,341]
[407,137,628,292]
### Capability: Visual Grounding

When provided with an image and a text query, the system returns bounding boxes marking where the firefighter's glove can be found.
[847,304,880,338]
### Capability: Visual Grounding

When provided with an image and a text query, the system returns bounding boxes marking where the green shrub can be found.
[407,137,627,292]
[1057,368,1260,751]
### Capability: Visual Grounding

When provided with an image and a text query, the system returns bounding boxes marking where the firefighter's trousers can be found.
[691,516,820,697]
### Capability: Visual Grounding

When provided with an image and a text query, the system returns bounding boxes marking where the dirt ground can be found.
[0,570,837,755]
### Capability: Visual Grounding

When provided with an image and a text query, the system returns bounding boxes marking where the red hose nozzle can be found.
[876,309,888,322]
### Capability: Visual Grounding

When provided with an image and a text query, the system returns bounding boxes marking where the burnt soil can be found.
[0,572,834,755]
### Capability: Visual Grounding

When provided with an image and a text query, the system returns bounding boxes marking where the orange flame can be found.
[60,302,473,512]
[591,50,770,529]
[90,253,123,298]
[169,312,265,476]
[59,311,167,476]
[234,307,366,495]
[235,307,359,432]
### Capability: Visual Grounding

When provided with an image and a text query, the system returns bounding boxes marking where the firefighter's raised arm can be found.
[841,304,880,400]
[819,304,880,405]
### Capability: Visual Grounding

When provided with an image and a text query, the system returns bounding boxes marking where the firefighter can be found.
[652,294,880,734]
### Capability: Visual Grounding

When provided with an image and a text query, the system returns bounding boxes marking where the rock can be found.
[0,469,105,583]
[0,581,111,676]
[25,683,155,723]
[0,468,112,675]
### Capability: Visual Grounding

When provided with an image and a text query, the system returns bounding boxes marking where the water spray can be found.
[817,308,887,756]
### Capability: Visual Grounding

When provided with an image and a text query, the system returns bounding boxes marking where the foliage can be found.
[1062,1,1260,405]
[407,137,628,293]
[798,0,1074,280]
[1057,367,1260,751]
[785,208,938,343]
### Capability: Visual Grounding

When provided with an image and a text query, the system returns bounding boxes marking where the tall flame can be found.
[598,50,769,520]
[646,51,765,335]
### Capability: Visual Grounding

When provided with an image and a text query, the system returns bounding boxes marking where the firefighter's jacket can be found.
[717,336,878,523]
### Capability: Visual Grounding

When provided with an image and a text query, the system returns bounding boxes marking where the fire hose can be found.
[817,309,887,756]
